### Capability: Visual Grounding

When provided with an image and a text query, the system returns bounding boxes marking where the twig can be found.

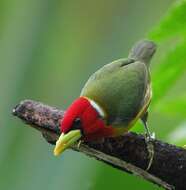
[12,100,186,190]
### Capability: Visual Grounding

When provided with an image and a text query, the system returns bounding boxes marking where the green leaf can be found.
[149,0,186,41]
[151,41,186,105]
[156,93,186,117]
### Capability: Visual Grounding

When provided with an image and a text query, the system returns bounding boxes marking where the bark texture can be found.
[12,100,186,190]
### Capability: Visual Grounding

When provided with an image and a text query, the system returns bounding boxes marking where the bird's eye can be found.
[71,118,82,131]
[73,118,81,128]
[71,118,84,136]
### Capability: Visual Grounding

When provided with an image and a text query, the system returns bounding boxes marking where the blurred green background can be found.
[2,0,185,189]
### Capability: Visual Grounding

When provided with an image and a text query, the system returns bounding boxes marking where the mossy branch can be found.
[12,100,186,190]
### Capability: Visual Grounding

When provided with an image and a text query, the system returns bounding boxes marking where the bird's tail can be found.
[128,40,157,66]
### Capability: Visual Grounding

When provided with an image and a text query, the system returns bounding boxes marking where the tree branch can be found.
[12,100,186,190]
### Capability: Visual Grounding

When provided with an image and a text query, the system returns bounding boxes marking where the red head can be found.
[60,97,107,138]
[54,97,116,156]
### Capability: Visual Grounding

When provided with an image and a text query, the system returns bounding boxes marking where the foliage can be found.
[148,0,186,144]
[149,0,186,104]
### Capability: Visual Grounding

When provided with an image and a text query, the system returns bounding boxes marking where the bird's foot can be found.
[144,132,155,171]
[77,140,83,149]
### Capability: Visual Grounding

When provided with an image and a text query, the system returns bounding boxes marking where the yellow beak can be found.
[53,130,82,156]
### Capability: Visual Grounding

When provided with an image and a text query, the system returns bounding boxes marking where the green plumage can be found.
[81,40,156,128]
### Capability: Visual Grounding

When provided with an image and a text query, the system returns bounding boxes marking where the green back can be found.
[81,58,150,127]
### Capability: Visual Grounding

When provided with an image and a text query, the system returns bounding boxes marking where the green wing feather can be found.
[80,58,150,127]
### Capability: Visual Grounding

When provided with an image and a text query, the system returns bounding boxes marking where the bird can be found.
[54,40,156,168]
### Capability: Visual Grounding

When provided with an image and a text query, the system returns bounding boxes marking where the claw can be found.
[145,136,154,171]
[77,140,82,149]
[141,112,155,170]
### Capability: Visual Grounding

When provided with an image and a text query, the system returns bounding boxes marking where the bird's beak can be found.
[53,130,82,156]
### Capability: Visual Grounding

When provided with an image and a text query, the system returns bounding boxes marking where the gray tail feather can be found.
[128,40,157,66]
